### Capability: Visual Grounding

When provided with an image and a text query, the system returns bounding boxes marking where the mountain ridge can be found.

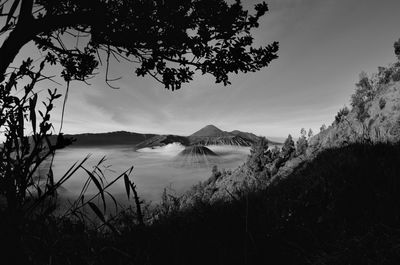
[56,125,281,148]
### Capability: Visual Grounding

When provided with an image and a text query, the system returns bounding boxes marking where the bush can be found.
[379,97,386,109]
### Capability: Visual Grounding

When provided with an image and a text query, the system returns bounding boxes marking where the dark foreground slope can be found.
[10,143,400,265]
[127,143,400,265]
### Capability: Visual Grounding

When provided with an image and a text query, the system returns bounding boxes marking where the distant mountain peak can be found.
[189,124,227,137]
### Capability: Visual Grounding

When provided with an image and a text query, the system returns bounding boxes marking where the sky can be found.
[7,0,400,139]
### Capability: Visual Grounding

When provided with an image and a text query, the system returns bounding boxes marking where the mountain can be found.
[50,131,157,147]
[133,124,280,148]
[57,125,269,149]
[229,130,259,142]
[189,135,254,146]
[174,145,219,167]
[188,125,256,146]
[230,130,282,145]
[134,135,189,150]
[189,125,230,138]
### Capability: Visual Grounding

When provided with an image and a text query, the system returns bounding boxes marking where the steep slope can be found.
[159,143,400,265]
[135,135,189,150]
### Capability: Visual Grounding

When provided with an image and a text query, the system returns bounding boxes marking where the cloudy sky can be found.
[13,0,400,139]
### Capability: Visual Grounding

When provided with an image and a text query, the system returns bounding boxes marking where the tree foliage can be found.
[394,38,400,60]
[0,0,279,89]
[247,136,269,174]
[296,129,308,156]
[281,134,295,159]
[335,106,350,124]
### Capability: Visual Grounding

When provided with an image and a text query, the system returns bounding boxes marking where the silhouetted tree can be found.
[0,0,279,89]
[320,124,327,132]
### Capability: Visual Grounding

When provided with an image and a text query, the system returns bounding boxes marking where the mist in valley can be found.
[52,144,251,204]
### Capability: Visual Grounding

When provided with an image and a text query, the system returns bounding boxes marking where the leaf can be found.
[88,202,105,223]
[123,173,130,199]
[105,191,119,215]
[82,167,106,212]
[17,105,24,138]
[29,94,37,134]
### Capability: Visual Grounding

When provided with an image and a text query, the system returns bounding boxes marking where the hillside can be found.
[145,143,400,265]
[181,62,400,205]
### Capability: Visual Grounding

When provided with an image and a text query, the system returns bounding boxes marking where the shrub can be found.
[379,97,386,109]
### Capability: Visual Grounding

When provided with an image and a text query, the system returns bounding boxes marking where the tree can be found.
[308,128,313,138]
[320,124,327,132]
[334,106,350,124]
[247,136,269,174]
[281,134,295,159]
[0,0,279,89]
[300,128,306,138]
[394,38,400,60]
[296,129,308,156]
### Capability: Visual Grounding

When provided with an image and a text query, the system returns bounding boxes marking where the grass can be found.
[2,142,400,264]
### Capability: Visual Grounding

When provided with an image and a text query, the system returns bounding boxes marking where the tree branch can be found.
[0,11,96,81]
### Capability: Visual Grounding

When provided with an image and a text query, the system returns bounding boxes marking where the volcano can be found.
[188,125,254,146]
[175,145,219,167]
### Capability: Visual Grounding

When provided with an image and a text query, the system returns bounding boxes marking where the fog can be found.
[52,144,250,204]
